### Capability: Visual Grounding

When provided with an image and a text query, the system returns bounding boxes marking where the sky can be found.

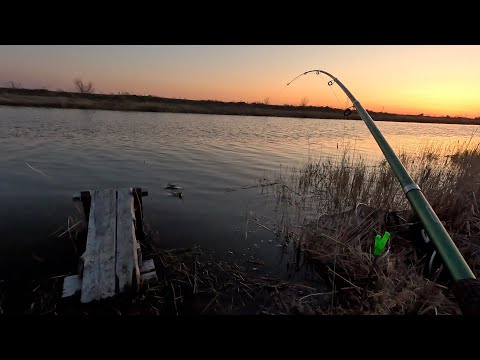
[1,45,479,118]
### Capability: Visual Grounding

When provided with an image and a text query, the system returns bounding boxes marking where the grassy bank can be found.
[1,87,479,125]
[262,141,480,314]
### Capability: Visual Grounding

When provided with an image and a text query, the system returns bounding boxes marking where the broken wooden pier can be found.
[62,187,157,303]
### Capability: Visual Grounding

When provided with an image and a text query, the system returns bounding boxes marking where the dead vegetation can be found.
[261,140,480,314]
[18,240,329,315]
[2,208,328,315]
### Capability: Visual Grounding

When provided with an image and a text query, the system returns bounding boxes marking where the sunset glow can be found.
[1,45,479,118]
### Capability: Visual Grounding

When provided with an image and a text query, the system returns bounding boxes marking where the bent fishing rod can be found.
[288,69,480,315]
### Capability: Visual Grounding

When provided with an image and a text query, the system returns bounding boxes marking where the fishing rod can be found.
[288,69,480,315]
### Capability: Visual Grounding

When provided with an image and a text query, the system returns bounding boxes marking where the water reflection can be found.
[0,105,478,279]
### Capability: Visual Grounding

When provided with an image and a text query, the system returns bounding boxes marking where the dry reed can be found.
[262,140,480,314]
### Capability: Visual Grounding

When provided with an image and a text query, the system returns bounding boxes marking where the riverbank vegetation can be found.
[1,87,479,125]
[261,140,480,314]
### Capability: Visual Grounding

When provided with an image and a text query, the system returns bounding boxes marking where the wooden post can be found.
[81,191,92,227]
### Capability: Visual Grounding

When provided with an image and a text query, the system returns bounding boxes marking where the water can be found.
[1,105,478,279]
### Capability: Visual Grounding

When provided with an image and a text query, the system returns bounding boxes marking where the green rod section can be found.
[315,70,475,281]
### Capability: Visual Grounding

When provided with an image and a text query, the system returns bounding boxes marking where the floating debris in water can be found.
[25,162,48,177]
[165,183,183,199]
[165,183,181,190]
[169,191,183,199]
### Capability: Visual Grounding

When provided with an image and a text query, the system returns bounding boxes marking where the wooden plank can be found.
[137,242,143,266]
[140,259,155,274]
[72,198,88,231]
[81,189,117,303]
[73,192,88,231]
[116,188,140,292]
[132,188,145,241]
[62,275,82,298]
[133,187,148,197]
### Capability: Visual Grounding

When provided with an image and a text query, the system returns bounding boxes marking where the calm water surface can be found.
[1,106,478,279]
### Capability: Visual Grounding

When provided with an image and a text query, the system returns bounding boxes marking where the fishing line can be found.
[326,78,358,166]
[273,79,299,106]
[292,71,364,180]
[318,73,346,111]
[288,69,478,308]
[288,70,357,161]
[277,82,290,97]
[318,72,352,153]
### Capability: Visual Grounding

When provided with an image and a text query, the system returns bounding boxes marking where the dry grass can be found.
[263,140,480,314]
[6,229,329,315]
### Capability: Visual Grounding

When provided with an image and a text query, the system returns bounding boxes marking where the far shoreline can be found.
[1,87,479,126]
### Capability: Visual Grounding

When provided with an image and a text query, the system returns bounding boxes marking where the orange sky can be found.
[1,45,479,118]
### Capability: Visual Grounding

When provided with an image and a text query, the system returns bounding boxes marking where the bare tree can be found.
[7,81,22,89]
[263,97,270,105]
[73,78,95,94]
[300,97,309,107]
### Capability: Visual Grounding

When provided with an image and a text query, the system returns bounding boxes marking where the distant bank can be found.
[1,88,479,125]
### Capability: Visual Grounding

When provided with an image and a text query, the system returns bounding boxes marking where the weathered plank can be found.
[81,189,117,303]
[133,187,146,241]
[116,188,140,292]
[72,196,88,232]
[62,275,82,298]
[140,259,155,274]
[137,242,142,266]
